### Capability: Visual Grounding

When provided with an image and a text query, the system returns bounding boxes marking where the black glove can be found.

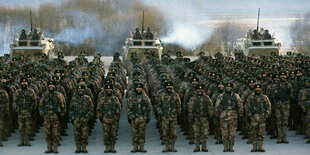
[71,120,74,125]
[146,118,150,124]
[128,118,132,124]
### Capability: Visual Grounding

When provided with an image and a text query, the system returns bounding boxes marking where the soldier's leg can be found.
[138,119,147,153]
[74,120,82,153]
[306,113,310,143]
[130,119,138,152]
[81,119,89,153]
[275,108,282,143]
[188,117,194,144]
[282,104,290,143]
[270,109,277,139]
[201,118,209,152]
[228,116,237,152]
[220,119,229,152]
[250,116,258,152]
[295,106,302,134]
[161,118,169,152]
[18,113,25,146]
[257,117,266,152]
[24,112,32,146]
[110,121,118,153]
[44,120,53,153]
[103,122,110,152]
[0,116,3,146]
[215,117,222,144]
[193,119,200,152]
[52,120,60,153]
[170,119,178,152]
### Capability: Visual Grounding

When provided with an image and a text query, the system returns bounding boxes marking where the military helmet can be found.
[82,70,90,76]
[134,82,144,89]
[77,83,86,90]
[191,77,200,83]
[183,58,191,63]
[225,82,234,89]
[164,81,173,89]
[254,83,262,90]
[0,74,9,80]
[195,83,205,91]
[279,70,287,78]
[20,77,28,83]
[47,80,57,87]
[52,75,61,81]
[77,77,86,83]
[105,84,114,90]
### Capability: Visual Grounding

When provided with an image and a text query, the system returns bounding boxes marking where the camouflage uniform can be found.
[127,83,151,153]
[246,84,271,152]
[97,85,121,153]
[272,77,293,143]
[157,81,181,152]
[0,88,9,146]
[13,78,37,147]
[69,84,94,153]
[299,79,310,143]
[39,81,65,153]
[188,84,214,152]
[215,83,243,152]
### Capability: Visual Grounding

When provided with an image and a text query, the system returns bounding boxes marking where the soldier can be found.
[97,84,121,153]
[215,82,243,152]
[188,84,214,152]
[157,81,181,152]
[145,27,154,40]
[39,80,65,153]
[127,82,151,153]
[299,78,310,143]
[133,27,142,40]
[69,84,94,153]
[19,29,27,46]
[272,71,293,143]
[13,77,36,147]
[263,30,272,40]
[0,80,9,146]
[246,84,271,152]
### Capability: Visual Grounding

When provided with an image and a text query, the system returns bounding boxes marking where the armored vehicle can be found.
[233,8,281,57]
[123,11,163,62]
[10,28,55,60]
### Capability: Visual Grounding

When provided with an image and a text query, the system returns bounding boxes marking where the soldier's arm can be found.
[206,95,214,117]
[215,95,222,117]
[88,96,94,114]
[264,95,272,117]
[13,91,19,111]
[236,94,243,116]
[245,95,253,117]
[58,93,66,113]
[299,90,307,112]
[3,91,10,112]
[96,98,103,118]
[175,93,182,115]
[188,97,194,118]
[288,83,294,98]
[146,95,152,119]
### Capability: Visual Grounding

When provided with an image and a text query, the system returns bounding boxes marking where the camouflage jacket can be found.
[246,94,271,118]
[188,94,214,119]
[69,94,94,120]
[13,88,36,112]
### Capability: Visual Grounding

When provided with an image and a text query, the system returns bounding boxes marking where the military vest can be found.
[71,95,91,119]
[41,92,62,114]
[17,89,34,111]
[277,83,290,102]
[162,92,177,116]
[131,94,148,119]
[102,96,119,117]
[249,95,268,116]
[0,89,7,112]
[219,93,238,112]
[193,95,208,118]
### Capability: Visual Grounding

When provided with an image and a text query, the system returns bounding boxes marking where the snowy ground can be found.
[1,57,310,154]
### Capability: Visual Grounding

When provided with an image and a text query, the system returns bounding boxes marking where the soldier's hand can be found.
[146,118,150,124]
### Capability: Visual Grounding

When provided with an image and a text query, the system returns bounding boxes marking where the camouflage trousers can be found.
[250,114,266,142]
[0,113,4,143]
[162,116,178,142]
[305,110,310,141]
[102,117,118,145]
[73,118,89,145]
[18,110,32,136]
[193,117,209,143]
[44,117,60,145]
[220,114,237,141]
[214,117,222,141]
[131,117,146,145]
[275,102,290,140]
